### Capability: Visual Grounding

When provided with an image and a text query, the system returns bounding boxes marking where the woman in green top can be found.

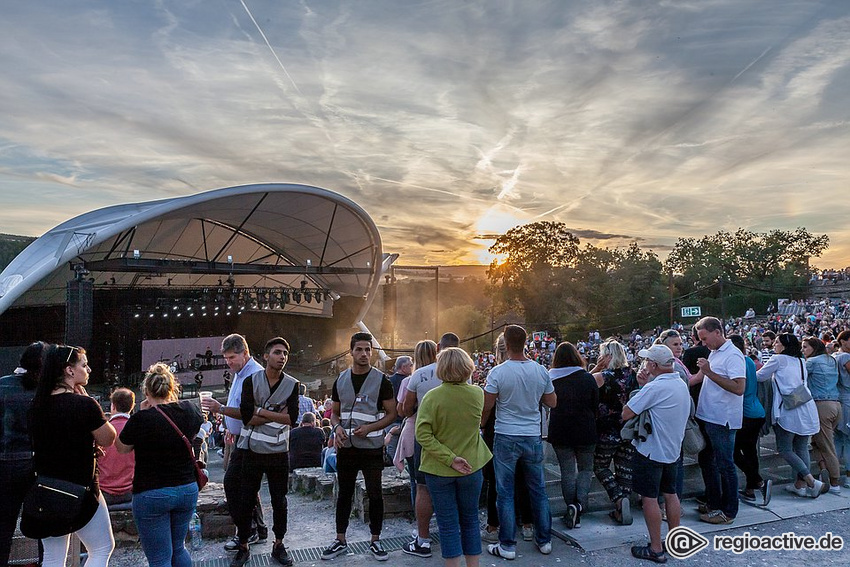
[416,348,492,567]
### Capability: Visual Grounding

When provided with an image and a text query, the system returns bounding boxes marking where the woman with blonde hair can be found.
[416,347,492,567]
[590,339,637,525]
[116,363,203,567]
[394,341,438,507]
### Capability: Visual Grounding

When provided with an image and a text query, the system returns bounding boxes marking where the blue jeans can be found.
[493,434,551,549]
[697,421,738,519]
[424,471,483,559]
[132,482,198,567]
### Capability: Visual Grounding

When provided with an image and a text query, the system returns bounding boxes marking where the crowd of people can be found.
[2,297,850,566]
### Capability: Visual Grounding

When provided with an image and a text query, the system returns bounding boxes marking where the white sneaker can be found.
[828,485,841,495]
[806,479,827,498]
[487,543,516,560]
[537,541,552,555]
[843,477,850,489]
[785,484,807,497]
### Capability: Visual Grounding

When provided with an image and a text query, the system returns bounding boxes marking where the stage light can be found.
[149,313,154,318]
[134,313,140,318]
[304,291,312,303]
[293,291,302,304]
[315,290,322,303]
[282,290,290,305]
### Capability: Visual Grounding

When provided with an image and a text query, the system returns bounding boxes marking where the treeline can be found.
[485,222,830,340]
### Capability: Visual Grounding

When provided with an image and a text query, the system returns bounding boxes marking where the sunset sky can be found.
[1,1,849,267]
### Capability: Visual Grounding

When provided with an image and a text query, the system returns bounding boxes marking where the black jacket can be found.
[547,369,599,447]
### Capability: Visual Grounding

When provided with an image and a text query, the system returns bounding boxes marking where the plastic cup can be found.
[199,391,213,415]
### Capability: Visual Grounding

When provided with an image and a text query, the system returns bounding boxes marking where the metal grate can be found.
[192,534,433,566]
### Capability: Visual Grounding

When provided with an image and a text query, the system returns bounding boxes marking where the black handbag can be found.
[22,475,89,527]
[21,452,96,538]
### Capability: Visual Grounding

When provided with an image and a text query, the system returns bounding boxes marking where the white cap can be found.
[637,344,675,366]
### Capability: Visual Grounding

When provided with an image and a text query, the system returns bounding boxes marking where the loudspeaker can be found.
[66,279,94,348]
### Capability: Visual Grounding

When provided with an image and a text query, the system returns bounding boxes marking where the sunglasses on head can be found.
[63,346,81,363]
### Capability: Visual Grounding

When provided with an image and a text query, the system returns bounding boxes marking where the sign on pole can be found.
[681,306,702,318]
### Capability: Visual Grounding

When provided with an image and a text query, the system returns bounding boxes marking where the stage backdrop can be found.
[141,336,228,387]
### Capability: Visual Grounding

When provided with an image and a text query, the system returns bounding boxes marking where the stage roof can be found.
[0,183,387,321]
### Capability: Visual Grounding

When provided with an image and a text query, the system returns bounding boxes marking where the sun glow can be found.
[473,205,527,265]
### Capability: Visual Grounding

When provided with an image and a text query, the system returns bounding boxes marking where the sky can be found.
[1,0,849,268]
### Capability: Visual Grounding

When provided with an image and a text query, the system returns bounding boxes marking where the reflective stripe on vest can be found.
[237,371,298,454]
[337,367,386,449]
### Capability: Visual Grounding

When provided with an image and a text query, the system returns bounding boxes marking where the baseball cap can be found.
[637,344,675,366]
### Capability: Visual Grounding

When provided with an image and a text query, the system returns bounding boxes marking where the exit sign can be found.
[681,306,702,318]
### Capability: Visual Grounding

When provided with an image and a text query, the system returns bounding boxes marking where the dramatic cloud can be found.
[1,0,848,267]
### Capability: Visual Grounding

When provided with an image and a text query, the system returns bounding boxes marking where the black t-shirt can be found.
[288,425,326,469]
[120,401,203,493]
[30,393,106,490]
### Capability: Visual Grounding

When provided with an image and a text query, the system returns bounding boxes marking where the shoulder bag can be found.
[155,405,208,490]
[21,445,96,538]
[682,400,705,455]
[778,358,813,410]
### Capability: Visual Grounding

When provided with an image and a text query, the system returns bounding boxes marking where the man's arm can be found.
[696,358,745,395]
[541,391,557,409]
[399,389,417,418]
[247,381,299,426]
[622,405,637,421]
[480,391,497,428]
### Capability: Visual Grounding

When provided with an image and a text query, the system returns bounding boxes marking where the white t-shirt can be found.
[484,359,554,437]
[406,363,440,408]
[695,339,746,429]
[626,372,690,463]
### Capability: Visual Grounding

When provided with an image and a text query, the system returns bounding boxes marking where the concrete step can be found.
[545,434,819,516]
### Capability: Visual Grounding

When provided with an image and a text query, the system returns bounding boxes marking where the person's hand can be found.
[224,431,234,445]
[334,427,350,448]
[451,457,472,475]
[74,384,89,396]
[636,366,651,386]
[591,354,612,372]
[201,397,221,414]
[696,358,712,374]
[353,424,371,437]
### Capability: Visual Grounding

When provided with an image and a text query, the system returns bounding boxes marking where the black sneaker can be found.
[272,542,293,566]
[565,504,578,529]
[738,489,756,502]
[225,531,260,551]
[370,540,389,561]
[230,547,251,567]
[321,540,348,560]
[402,538,432,558]
[257,528,269,542]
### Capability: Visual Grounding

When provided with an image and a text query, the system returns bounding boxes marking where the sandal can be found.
[631,544,667,563]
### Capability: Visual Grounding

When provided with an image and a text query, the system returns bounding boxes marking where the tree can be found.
[487,222,580,332]
[665,227,829,313]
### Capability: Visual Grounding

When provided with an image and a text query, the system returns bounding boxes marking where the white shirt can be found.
[756,354,819,436]
[626,372,690,463]
[695,339,745,429]
[224,357,264,435]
